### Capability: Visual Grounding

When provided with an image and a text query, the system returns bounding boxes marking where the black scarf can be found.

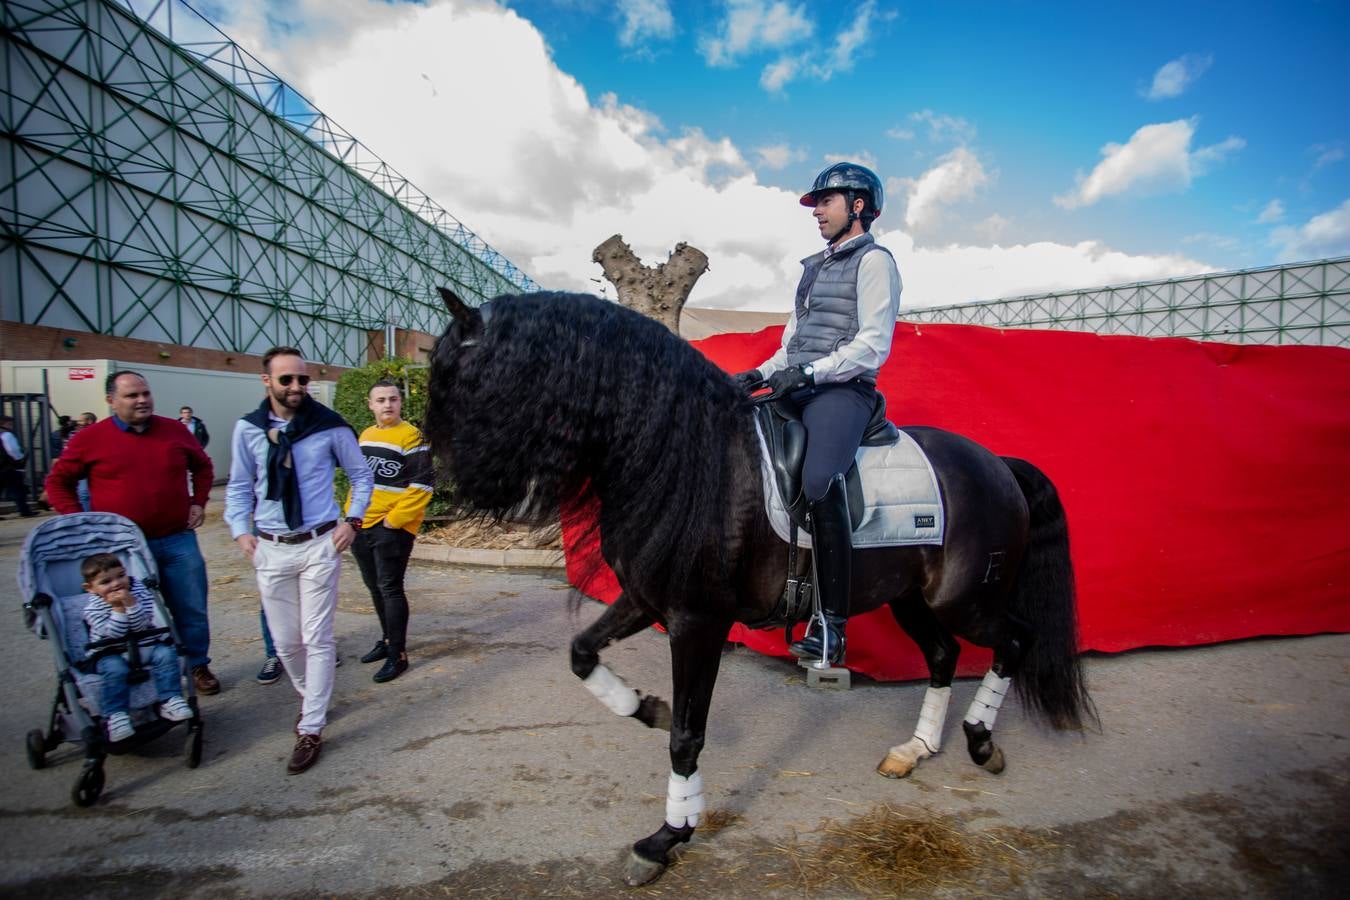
[243,396,351,530]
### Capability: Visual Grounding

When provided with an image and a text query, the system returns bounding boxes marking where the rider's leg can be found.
[788,381,873,664]
[790,473,852,664]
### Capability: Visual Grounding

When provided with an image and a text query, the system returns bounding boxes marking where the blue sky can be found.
[210,0,1350,310]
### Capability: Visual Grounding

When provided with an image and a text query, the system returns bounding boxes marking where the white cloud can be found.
[908,109,976,145]
[1312,144,1345,171]
[756,1,880,93]
[699,0,813,66]
[754,143,804,170]
[823,150,879,171]
[617,0,675,48]
[759,56,798,92]
[207,0,1221,315]
[1192,135,1245,171]
[885,126,915,141]
[1145,53,1213,100]
[1271,199,1350,261]
[897,147,990,232]
[825,0,874,71]
[974,214,1010,242]
[1256,199,1285,224]
[877,230,1212,308]
[1055,119,1243,209]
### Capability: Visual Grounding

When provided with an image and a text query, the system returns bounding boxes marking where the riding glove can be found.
[730,369,764,392]
[766,364,814,395]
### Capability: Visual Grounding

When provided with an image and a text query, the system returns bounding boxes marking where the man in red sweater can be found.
[46,370,221,694]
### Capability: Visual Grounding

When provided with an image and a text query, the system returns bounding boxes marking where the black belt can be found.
[257,520,338,544]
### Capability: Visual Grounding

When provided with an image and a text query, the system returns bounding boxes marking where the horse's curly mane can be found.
[424,292,753,600]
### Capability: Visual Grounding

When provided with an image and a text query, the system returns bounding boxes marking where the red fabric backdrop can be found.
[564,322,1350,681]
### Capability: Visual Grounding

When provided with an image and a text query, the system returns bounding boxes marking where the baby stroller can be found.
[19,512,204,806]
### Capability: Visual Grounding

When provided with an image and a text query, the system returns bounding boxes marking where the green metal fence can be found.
[1,0,538,367]
[903,257,1350,346]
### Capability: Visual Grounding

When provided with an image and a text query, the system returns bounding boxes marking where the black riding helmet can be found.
[799,162,884,232]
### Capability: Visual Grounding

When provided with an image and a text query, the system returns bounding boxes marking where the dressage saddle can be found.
[755,390,900,534]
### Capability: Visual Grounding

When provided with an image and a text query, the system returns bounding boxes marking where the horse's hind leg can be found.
[877,593,960,779]
[961,617,1031,775]
[570,592,669,730]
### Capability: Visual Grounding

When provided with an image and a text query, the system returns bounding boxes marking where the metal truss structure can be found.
[1,0,538,367]
[903,257,1350,347]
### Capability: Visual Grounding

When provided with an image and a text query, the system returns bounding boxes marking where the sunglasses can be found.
[274,374,311,386]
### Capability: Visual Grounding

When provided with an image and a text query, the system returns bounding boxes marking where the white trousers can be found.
[254,535,341,736]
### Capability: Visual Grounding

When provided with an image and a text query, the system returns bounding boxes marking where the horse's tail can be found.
[1001,456,1098,731]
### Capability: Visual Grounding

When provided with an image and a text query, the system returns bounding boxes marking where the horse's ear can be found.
[438,286,481,328]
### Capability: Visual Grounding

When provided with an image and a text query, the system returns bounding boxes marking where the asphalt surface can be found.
[1,497,1347,898]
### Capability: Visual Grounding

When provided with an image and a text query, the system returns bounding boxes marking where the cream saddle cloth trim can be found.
[755,419,945,549]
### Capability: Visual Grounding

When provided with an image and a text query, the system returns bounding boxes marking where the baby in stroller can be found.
[21,512,204,806]
[81,552,193,742]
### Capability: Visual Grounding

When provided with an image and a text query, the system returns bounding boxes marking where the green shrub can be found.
[333,357,453,526]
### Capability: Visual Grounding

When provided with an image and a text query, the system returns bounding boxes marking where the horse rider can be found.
[733,162,903,665]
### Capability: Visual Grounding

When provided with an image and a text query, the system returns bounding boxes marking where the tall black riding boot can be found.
[788,473,851,666]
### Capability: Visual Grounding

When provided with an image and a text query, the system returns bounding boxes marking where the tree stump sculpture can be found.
[592,235,709,335]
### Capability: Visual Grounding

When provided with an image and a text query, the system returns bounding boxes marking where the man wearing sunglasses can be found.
[225,347,374,775]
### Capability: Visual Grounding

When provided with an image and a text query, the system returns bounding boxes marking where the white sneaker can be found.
[106,711,134,742]
[160,696,193,722]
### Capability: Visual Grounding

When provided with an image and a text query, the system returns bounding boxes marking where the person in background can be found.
[51,414,75,458]
[46,372,220,694]
[0,414,38,518]
[348,379,433,683]
[178,406,210,448]
[226,347,373,775]
[75,412,97,511]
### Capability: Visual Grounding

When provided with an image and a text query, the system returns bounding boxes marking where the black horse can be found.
[425,289,1095,885]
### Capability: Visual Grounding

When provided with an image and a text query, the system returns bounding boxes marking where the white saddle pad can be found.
[755,419,945,549]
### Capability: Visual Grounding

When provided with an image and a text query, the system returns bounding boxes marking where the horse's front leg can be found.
[624,615,732,887]
[571,592,670,730]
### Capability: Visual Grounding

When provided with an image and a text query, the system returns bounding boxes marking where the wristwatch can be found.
[802,362,816,385]
[343,516,363,530]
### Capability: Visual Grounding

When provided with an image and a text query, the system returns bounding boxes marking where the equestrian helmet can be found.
[799,162,884,223]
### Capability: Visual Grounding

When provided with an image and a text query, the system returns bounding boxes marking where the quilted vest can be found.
[785,234,890,381]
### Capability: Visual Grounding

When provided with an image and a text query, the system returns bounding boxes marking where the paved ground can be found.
[1,497,1347,898]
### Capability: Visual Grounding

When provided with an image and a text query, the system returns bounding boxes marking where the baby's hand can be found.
[105,589,133,610]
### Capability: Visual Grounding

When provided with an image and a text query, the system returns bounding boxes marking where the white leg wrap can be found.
[914,686,951,754]
[582,664,640,717]
[665,770,704,829]
[963,670,1012,730]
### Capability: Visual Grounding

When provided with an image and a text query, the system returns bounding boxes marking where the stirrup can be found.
[788,622,845,665]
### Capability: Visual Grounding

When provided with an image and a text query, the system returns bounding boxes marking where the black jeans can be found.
[351,523,415,655]
[0,469,33,516]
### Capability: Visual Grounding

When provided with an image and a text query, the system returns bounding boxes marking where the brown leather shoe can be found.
[287,733,323,774]
[192,665,221,695]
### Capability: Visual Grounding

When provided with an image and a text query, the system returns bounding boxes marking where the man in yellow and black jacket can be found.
[345,379,433,683]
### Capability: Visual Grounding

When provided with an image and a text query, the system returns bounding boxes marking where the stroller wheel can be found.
[72,764,105,806]
[186,723,204,769]
[26,729,46,770]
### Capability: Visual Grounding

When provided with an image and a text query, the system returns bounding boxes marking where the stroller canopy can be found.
[19,513,158,635]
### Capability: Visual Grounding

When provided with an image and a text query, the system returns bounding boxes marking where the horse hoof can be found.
[623,849,667,886]
[876,752,915,779]
[980,745,1005,775]
[650,700,671,732]
[636,695,672,732]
